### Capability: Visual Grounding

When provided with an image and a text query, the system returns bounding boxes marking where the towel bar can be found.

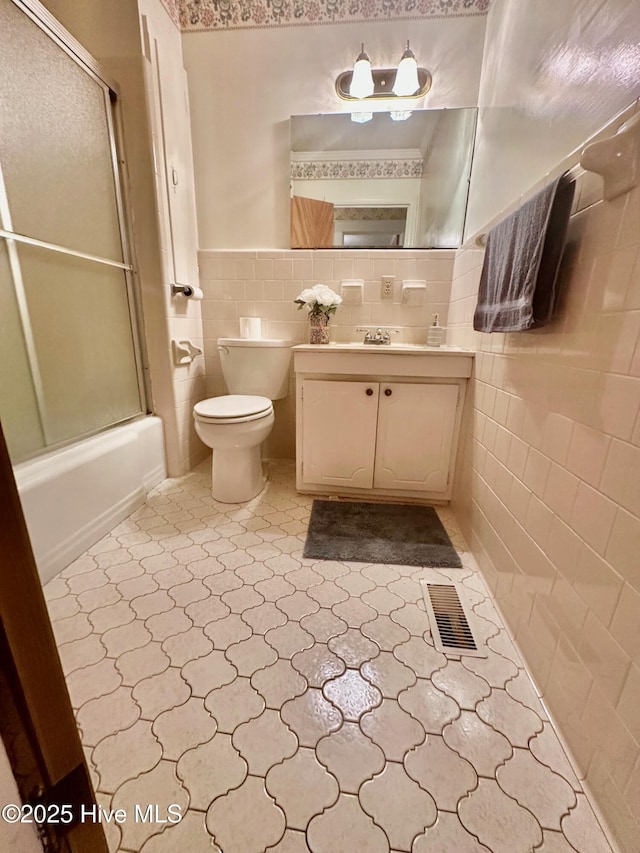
[580,112,640,201]
[475,165,586,248]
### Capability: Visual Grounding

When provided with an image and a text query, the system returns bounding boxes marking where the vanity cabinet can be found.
[301,379,459,493]
[301,380,380,490]
[294,346,474,503]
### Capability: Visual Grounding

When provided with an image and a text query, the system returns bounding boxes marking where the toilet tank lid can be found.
[218,338,296,348]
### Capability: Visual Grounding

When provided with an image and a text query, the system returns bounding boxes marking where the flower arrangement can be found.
[294,284,342,317]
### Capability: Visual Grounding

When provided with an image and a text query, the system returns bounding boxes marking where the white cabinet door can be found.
[373,383,458,493]
[302,380,379,488]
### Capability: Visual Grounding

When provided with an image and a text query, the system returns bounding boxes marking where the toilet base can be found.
[211,445,265,503]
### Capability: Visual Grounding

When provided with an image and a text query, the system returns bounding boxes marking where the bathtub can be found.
[14,417,166,585]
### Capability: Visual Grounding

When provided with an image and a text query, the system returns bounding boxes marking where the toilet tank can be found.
[217,338,295,400]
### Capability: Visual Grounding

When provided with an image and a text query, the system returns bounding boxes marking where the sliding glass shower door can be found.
[0,0,146,462]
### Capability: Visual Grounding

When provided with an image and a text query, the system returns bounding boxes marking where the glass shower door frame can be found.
[1,0,150,455]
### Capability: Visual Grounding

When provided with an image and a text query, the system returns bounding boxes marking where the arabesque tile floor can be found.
[44,461,614,853]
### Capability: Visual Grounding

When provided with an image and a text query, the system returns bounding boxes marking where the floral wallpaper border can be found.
[335,207,407,220]
[291,158,424,179]
[161,0,490,33]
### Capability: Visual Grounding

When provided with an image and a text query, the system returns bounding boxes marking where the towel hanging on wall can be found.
[473,175,575,333]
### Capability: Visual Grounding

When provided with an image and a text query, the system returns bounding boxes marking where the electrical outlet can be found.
[381,275,395,299]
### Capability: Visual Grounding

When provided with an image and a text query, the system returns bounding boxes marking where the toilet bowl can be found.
[193,338,294,502]
[194,395,274,503]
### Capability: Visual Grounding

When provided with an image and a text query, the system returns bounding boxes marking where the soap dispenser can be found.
[427,313,444,347]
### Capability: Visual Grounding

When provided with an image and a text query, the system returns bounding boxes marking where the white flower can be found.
[294,283,342,316]
[296,287,318,305]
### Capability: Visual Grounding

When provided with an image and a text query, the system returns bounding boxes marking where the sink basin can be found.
[332,342,429,351]
[308,341,471,356]
[295,342,472,355]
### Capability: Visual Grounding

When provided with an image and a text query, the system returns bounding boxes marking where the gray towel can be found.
[473,176,575,333]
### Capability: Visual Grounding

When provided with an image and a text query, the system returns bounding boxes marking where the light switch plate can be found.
[381,275,395,299]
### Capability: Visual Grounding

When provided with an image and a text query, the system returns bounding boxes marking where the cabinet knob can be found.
[384,388,392,396]
[366,388,374,396]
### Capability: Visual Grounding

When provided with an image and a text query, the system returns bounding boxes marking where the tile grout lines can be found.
[44,460,613,853]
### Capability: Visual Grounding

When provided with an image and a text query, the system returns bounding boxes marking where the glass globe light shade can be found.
[350,44,374,99]
[392,42,420,96]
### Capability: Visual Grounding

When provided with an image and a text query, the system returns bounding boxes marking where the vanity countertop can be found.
[293,344,474,378]
[292,343,475,356]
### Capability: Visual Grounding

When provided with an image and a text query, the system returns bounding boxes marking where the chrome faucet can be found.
[356,327,395,345]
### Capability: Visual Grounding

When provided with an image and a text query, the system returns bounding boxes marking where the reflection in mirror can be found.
[336,207,407,248]
[290,109,477,249]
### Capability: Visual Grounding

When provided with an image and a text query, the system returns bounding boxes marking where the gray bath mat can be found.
[303,500,462,568]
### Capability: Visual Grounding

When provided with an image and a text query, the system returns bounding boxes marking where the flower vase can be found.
[309,312,330,345]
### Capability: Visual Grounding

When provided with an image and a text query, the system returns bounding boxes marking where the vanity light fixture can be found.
[337,42,431,124]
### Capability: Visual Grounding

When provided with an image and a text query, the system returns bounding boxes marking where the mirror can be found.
[290,108,477,249]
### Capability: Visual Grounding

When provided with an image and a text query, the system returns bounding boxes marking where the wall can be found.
[182,15,487,248]
[199,248,455,458]
[418,108,477,247]
[449,2,640,845]
[466,0,640,239]
[450,182,640,853]
[138,0,207,473]
[39,0,204,475]
[448,2,640,843]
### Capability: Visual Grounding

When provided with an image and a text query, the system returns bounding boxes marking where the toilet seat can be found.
[193,394,273,424]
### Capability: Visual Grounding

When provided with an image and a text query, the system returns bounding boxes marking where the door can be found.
[290,196,334,248]
[0,0,146,464]
[302,379,378,488]
[0,418,107,852]
[374,383,459,493]
[143,12,199,290]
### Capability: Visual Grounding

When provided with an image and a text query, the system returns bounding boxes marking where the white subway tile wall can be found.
[198,250,455,459]
[448,183,640,851]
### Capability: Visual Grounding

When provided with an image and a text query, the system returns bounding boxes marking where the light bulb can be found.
[349,43,374,99]
[390,110,412,121]
[393,41,419,97]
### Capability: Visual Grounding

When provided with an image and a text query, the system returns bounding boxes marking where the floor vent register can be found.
[421,581,487,658]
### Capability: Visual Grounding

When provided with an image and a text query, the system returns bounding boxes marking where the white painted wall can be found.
[466,0,640,238]
[138,0,208,473]
[419,108,477,247]
[182,16,487,248]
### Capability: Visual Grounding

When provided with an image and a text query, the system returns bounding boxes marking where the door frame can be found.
[0,430,107,848]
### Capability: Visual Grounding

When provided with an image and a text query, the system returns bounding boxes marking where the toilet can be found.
[193,338,294,502]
